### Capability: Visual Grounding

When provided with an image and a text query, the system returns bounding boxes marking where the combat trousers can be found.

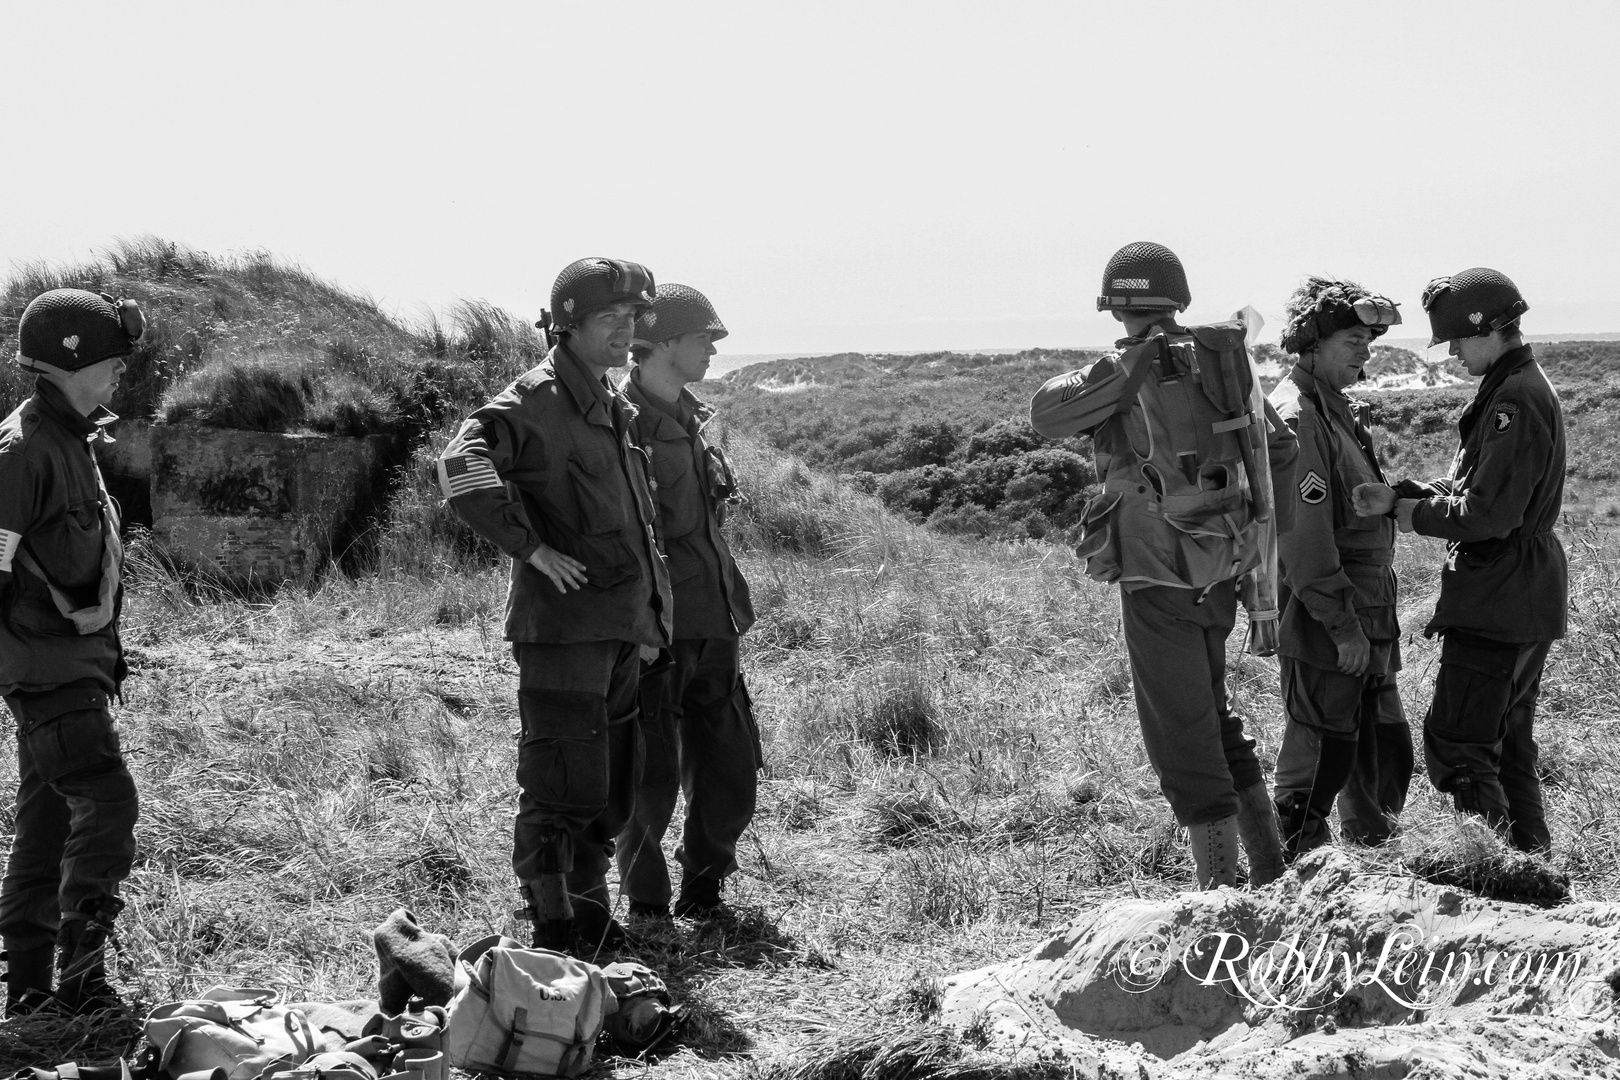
[1274,660,1413,850]
[1119,580,1264,826]
[1423,631,1552,853]
[512,641,640,901]
[617,638,760,908]
[0,683,139,951]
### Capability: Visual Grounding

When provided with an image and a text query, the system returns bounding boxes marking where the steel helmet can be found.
[1096,242,1191,312]
[1421,268,1528,346]
[17,288,146,372]
[543,258,657,333]
[1280,277,1401,355]
[633,284,728,347]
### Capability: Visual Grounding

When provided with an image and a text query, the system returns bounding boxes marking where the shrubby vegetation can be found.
[708,350,1102,541]
[0,237,542,441]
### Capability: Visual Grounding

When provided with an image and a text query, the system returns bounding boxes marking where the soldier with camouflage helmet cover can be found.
[1356,268,1564,854]
[0,288,146,1014]
[1267,277,1414,862]
[614,284,760,920]
[438,258,673,953]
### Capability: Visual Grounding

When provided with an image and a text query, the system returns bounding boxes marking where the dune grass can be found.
[0,426,1614,1077]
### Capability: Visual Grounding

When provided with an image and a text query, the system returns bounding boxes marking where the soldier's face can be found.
[662,331,716,386]
[1451,334,1504,376]
[569,303,640,370]
[73,353,127,410]
[1311,326,1375,390]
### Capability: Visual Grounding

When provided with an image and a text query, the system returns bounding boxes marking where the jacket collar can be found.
[552,343,623,429]
[1288,363,1358,426]
[1476,344,1536,402]
[624,367,714,438]
[33,377,117,443]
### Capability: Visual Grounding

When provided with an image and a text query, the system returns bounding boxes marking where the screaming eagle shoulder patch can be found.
[1494,402,1518,433]
[1299,470,1328,504]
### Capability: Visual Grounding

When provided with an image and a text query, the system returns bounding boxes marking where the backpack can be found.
[1070,321,1275,589]
[599,962,683,1056]
[143,987,322,1080]
[444,937,611,1078]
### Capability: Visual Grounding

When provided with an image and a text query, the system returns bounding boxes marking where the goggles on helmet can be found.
[1351,295,1400,329]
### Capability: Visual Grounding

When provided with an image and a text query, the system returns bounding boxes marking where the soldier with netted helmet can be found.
[1355,268,1564,854]
[0,288,147,1014]
[1267,277,1414,863]
[614,283,760,921]
[438,258,673,953]
[1030,242,1298,890]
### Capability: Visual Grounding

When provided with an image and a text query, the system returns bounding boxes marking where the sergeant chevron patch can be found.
[1299,470,1328,504]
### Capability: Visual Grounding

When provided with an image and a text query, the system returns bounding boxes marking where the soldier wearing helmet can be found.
[438,258,673,952]
[0,289,146,1013]
[1355,268,1564,853]
[614,284,759,920]
[1267,278,1414,863]
[1030,242,1298,889]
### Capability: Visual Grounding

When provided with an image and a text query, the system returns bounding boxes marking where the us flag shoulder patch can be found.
[1299,470,1328,504]
[1494,403,1517,432]
[0,529,19,574]
[437,453,504,498]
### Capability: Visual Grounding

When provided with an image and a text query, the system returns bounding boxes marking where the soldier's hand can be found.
[1336,632,1371,677]
[1352,482,1396,517]
[1395,499,1418,533]
[526,544,588,593]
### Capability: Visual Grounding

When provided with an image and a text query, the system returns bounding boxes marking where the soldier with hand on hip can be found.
[439,258,672,954]
[615,284,761,920]
[1,289,145,1015]
[1030,242,1297,890]
[1355,268,1564,854]
[1268,278,1413,862]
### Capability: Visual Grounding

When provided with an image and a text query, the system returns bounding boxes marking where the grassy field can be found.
[3,425,1617,1078]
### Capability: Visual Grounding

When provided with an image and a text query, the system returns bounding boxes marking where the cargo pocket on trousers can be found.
[516,690,610,816]
[11,686,120,784]
[1426,635,1517,745]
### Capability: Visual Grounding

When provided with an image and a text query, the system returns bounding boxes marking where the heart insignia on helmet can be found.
[62,335,80,351]
[563,298,575,313]
[1299,470,1328,505]
[1469,312,1484,325]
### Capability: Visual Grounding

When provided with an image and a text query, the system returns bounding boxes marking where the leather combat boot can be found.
[1233,782,1287,887]
[673,873,722,918]
[1275,790,1315,864]
[1186,817,1239,889]
[3,940,55,1017]
[570,878,627,955]
[524,875,574,952]
[55,897,124,1014]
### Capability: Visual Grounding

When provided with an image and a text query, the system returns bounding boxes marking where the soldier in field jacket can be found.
[1356,268,1565,854]
[614,285,760,921]
[438,258,672,953]
[1267,279,1413,864]
[0,290,145,1015]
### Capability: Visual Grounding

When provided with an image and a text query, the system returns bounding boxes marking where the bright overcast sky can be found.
[4,1,1618,354]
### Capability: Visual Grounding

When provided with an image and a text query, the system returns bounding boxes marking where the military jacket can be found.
[1407,346,1566,643]
[439,345,672,648]
[1030,323,1297,591]
[623,369,754,640]
[0,378,125,696]
[1269,366,1400,673]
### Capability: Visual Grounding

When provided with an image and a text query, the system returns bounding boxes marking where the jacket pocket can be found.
[651,443,703,540]
[1334,466,1380,531]
[567,451,627,535]
[1075,490,1123,583]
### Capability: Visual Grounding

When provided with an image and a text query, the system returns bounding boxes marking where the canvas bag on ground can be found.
[144,987,321,1080]
[445,936,611,1078]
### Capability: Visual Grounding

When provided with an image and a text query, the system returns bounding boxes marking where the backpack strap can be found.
[496,1008,527,1073]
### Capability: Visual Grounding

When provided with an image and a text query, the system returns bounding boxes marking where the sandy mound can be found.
[941,848,1620,1079]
